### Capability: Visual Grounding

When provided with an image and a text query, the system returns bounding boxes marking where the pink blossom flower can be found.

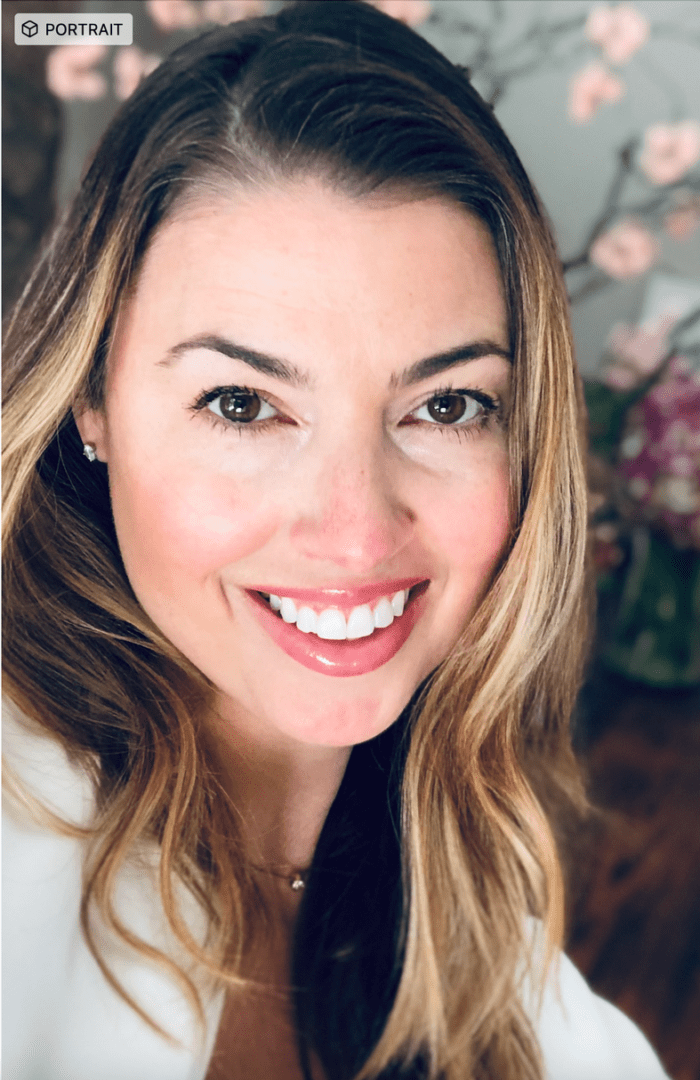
[590,220,658,279]
[665,199,700,241]
[602,314,676,388]
[568,62,625,123]
[368,0,433,27]
[603,364,640,390]
[639,121,700,185]
[202,0,266,22]
[46,44,108,100]
[146,0,201,31]
[605,314,676,380]
[585,4,649,64]
[113,47,161,101]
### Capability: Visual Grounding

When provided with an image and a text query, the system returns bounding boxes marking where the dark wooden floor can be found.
[567,671,700,1080]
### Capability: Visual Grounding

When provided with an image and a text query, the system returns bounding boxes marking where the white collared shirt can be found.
[2,712,670,1080]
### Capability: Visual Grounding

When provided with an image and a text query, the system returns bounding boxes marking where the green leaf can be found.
[601,529,700,688]
[584,380,638,462]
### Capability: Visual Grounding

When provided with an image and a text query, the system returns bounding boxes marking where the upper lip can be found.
[247,576,428,607]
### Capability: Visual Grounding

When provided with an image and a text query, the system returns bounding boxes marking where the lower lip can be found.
[244,584,429,677]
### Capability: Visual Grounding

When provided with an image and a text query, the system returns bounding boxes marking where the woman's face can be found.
[79,179,512,751]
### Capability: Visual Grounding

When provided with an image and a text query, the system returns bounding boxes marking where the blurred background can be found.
[3,1,699,1075]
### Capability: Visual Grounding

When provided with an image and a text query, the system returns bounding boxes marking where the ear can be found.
[72,406,108,463]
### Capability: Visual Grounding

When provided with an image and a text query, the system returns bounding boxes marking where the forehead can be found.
[117,178,508,373]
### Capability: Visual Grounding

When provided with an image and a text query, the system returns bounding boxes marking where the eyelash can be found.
[189,383,501,441]
[189,386,286,439]
[409,384,501,442]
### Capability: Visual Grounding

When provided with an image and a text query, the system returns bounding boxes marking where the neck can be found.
[209,700,351,873]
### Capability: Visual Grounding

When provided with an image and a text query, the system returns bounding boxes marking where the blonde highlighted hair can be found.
[3,3,590,1078]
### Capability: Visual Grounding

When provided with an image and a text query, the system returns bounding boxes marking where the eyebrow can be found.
[162,334,512,389]
[390,341,512,389]
[163,335,311,388]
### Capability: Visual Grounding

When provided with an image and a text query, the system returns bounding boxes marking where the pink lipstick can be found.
[244,579,429,677]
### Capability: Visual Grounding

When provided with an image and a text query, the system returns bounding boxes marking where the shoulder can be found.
[3,702,96,1079]
[525,921,670,1080]
[2,701,95,986]
[2,699,95,827]
[2,701,223,1080]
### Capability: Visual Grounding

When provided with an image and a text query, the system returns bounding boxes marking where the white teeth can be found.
[346,604,374,639]
[295,606,317,634]
[280,597,297,623]
[391,590,405,617]
[266,586,417,638]
[316,609,347,640]
[373,597,394,628]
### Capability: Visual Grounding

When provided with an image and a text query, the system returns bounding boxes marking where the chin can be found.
[219,676,419,750]
[289,699,401,748]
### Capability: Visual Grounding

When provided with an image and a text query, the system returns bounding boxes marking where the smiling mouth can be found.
[255,583,427,640]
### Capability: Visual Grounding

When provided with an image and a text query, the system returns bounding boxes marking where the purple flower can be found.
[617,357,700,548]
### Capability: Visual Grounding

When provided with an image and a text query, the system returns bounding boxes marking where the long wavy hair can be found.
[2,3,590,1078]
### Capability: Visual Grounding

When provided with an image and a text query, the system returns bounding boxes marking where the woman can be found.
[2,3,670,1078]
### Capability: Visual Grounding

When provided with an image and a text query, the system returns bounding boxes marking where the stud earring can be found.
[83,443,97,462]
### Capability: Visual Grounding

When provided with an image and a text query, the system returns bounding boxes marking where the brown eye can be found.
[426,393,469,424]
[201,387,279,428]
[218,391,262,422]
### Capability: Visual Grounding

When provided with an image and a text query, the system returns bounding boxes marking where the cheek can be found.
[425,455,511,591]
[108,462,276,592]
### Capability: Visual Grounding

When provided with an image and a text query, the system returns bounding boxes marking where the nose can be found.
[286,433,415,574]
